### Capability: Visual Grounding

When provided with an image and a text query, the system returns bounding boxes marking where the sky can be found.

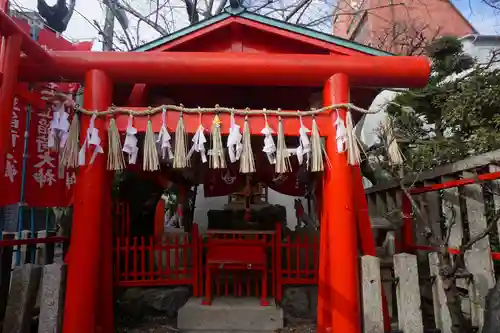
[453,0,499,34]
[10,0,500,49]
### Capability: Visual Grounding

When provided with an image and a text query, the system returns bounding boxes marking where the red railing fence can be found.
[111,204,321,304]
[275,224,319,302]
[114,223,200,296]
[200,229,276,304]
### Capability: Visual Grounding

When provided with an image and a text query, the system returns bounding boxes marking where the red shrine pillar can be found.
[155,198,166,237]
[98,171,115,333]
[0,34,22,175]
[63,69,113,333]
[318,74,361,333]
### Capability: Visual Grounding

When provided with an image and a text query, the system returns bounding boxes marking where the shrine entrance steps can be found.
[178,297,283,332]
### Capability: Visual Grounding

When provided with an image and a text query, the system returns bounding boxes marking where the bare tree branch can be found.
[111,0,167,35]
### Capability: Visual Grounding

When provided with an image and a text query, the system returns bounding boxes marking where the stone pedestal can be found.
[178,297,283,332]
[2,264,42,333]
[38,264,67,333]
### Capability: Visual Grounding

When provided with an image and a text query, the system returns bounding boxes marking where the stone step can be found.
[178,297,283,332]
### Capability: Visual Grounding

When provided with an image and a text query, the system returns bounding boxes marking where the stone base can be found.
[178,297,283,332]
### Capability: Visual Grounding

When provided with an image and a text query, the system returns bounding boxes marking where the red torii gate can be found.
[0,5,431,333]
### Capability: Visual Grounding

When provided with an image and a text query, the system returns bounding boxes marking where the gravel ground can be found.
[116,315,179,333]
[277,324,316,333]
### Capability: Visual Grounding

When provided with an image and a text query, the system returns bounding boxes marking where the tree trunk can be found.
[439,252,473,333]
[483,279,500,333]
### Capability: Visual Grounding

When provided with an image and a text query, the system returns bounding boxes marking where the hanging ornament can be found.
[334,109,347,153]
[48,103,71,151]
[143,117,161,171]
[275,116,291,174]
[107,118,126,171]
[78,113,103,166]
[221,169,236,184]
[239,115,255,174]
[227,112,242,163]
[157,108,174,161]
[173,112,188,169]
[209,114,226,169]
[186,113,207,163]
[122,114,139,164]
[261,113,276,165]
[296,113,311,166]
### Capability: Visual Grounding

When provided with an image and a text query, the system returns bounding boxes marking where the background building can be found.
[460,34,500,64]
[333,0,476,54]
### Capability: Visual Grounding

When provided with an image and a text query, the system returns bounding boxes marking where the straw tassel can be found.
[310,117,325,172]
[384,117,404,165]
[107,118,126,171]
[143,118,160,171]
[210,114,226,169]
[173,113,189,169]
[275,116,291,174]
[60,112,80,168]
[239,115,255,174]
[345,111,361,166]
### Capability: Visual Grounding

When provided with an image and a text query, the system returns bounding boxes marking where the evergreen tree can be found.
[383,36,500,172]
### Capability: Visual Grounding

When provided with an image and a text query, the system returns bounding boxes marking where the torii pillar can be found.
[0,33,21,178]
[318,73,360,333]
[63,69,113,333]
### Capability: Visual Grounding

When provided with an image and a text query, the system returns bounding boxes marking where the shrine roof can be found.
[134,5,393,56]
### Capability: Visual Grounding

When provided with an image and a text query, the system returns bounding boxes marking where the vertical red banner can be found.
[0,22,91,208]
[24,83,78,207]
[0,97,27,206]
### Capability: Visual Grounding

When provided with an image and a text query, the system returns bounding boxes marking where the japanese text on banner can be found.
[1,97,26,205]
[25,83,77,207]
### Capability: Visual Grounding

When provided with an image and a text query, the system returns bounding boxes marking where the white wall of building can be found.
[193,185,227,233]
[461,35,500,65]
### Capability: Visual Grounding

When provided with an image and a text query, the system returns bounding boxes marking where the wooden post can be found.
[62,70,112,333]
